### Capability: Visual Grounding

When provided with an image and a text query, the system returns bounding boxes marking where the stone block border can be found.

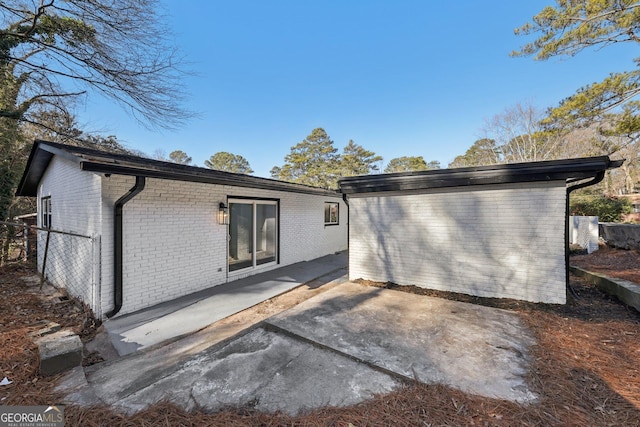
[34,330,83,376]
[570,266,640,312]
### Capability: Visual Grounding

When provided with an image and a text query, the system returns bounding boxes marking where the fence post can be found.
[91,235,102,318]
[39,229,51,289]
[23,223,28,262]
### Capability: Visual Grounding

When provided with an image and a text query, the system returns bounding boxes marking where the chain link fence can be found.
[0,221,35,265]
[1,221,101,317]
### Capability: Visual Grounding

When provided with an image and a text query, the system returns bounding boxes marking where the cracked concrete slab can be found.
[61,279,537,417]
[110,327,400,415]
[266,281,537,403]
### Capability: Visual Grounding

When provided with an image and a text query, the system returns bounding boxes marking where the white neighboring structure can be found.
[569,216,599,254]
[17,141,347,318]
[339,157,621,305]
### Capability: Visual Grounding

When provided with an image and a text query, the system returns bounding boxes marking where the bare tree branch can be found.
[0,0,193,130]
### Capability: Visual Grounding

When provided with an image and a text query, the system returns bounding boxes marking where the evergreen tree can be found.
[205,152,253,174]
[449,139,499,168]
[269,166,282,179]
[384,156,432,173]
[339,140,383,177]
[0,117,26,221]
[169,150,192,165]
[427,160,441,170]
[513,1,640,137]
[273,128,340,188]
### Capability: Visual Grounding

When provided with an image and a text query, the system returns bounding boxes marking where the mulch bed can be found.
[571,244,640,284]
[1,249,640,426]
[0,265,100,408]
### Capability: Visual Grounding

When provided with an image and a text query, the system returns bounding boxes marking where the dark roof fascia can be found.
[79,161,339,196]
[339,156,621,195]
[17,140,95,196]
[16,141,60,197]
[16,140,340,197]
[36,140,85,164]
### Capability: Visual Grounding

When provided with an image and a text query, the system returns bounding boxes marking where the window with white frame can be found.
[324,202,339,225]
[41,196,52,229]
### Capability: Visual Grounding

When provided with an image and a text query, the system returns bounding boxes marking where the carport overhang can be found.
[339,156,624,302]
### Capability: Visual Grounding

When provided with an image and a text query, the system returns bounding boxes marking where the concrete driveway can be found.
[58,281,537,416]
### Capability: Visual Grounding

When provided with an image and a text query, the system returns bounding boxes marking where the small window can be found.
[634,203,640,213]
[41,196,52,229]
[324,202,339,226]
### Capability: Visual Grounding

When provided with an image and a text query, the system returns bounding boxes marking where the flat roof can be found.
[339,156,623,194]
[16,140,341,197]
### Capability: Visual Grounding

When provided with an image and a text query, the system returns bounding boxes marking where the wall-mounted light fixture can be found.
[218,202,229,225]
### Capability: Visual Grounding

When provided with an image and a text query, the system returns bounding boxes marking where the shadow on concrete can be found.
[104,251,347,355]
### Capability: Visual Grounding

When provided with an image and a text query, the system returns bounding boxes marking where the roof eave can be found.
[339,156,621,195]
[15,141,83,197]
[80,161,340,196]
[15,140,342,198]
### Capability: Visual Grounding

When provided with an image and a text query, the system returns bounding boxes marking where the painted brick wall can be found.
[101,176,347,315]
[37,156,102,313]
[348,182,567,304]
[276,192,347,268]
[38,156,102,235]
[101,176,226,315]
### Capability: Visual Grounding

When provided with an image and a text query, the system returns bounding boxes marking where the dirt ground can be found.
[1,249,640,426]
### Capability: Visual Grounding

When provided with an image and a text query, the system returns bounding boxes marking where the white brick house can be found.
[17,141,347,318]
[339,157,621,304]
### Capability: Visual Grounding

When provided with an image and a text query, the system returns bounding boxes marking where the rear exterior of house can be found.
[18,141,347,318]
[340,157,621,304]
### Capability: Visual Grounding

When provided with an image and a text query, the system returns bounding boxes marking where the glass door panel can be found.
[256,204,276,266]
[229,202,253,272]
[228,200,278,272]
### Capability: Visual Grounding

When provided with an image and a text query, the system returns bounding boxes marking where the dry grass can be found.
[2,254,640,426]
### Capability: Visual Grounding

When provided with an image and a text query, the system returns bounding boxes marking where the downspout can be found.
[342,192,349,278]
[106,176,146,318]
[565,171,605,300]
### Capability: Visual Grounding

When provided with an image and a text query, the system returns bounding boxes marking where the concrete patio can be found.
[59,266,537,416]
[103,251,348,355]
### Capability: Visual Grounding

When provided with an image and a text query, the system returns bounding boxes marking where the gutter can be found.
[565,171,605,300]
[106,176,146,318]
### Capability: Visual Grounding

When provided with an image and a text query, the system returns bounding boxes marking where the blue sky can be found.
[79,1,637,177]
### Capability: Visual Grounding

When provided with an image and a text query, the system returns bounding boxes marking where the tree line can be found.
[153,134,441,185]
[154,127,440,190]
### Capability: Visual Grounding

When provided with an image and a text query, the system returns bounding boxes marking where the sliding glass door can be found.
[228,199,278,272]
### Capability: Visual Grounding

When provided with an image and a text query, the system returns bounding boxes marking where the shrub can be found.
[569,195,632,223]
